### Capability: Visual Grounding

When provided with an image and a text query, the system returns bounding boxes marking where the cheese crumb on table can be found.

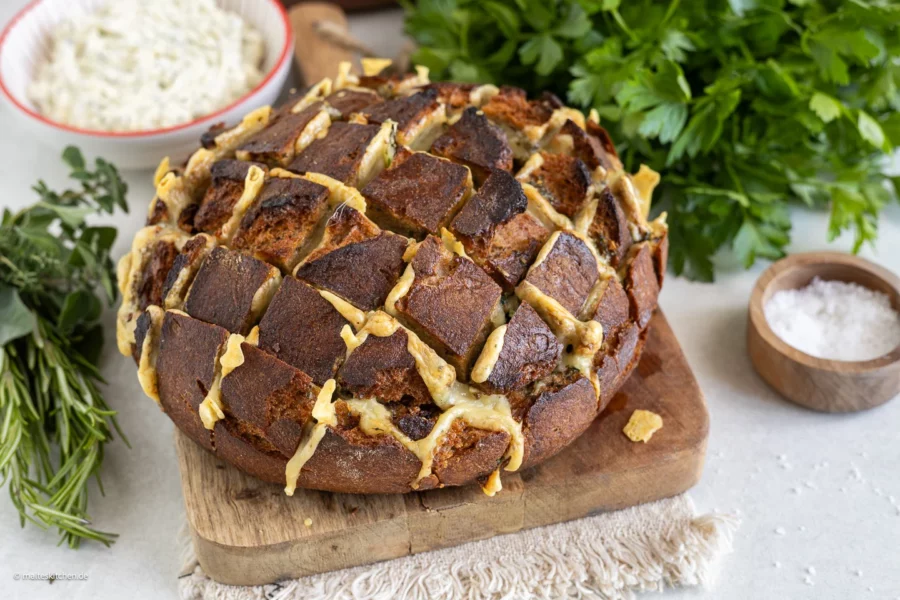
[304,518,313,528]
[623,410,663,443]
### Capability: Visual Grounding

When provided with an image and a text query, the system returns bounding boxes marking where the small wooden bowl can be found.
[747,252,900,413]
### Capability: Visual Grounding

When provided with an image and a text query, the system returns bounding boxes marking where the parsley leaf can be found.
[809,92,842,123]
[405,0,900,279]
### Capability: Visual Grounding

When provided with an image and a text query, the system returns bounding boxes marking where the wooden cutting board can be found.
[176,311,708,586]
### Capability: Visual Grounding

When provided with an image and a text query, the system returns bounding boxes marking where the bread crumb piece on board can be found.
[304,518,313,527]
[623,410,663,443]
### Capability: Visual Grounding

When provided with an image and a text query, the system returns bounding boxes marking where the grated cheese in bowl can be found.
[27,0,266,132]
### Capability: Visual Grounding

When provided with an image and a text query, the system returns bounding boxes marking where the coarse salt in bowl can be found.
[0,0,293,170]
[748,252,900,412]
[764,277,900,362]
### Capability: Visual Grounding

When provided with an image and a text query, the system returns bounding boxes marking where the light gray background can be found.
[1,2,898,598]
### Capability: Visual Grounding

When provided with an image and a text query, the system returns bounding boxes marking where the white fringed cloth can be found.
[178,494,738,600]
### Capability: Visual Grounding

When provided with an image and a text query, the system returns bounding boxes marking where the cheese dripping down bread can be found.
[117,61,668,496]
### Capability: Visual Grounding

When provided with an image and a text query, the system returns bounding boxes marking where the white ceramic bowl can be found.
[0,0,293,170]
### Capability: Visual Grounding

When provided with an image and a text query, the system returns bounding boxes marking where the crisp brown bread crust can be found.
[119,70,667,495]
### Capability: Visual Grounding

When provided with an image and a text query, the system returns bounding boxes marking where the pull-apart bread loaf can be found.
[117,62,668,496]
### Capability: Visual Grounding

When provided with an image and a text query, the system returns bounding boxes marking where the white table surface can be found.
[2,3,899,599]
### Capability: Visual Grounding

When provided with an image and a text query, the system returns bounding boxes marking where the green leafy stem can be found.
[404,0,900,280]
[0,147,128,548]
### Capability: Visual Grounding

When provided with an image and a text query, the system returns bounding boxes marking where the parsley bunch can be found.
[0,147,128,547]
[404,0,900,279]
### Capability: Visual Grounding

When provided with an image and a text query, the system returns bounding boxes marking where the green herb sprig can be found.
[404,0,900,280]
[0,147,128,547]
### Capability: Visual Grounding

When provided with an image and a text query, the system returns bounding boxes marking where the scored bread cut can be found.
[117,64,668,496]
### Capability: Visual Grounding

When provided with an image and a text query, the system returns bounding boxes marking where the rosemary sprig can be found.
[0,146,128,548]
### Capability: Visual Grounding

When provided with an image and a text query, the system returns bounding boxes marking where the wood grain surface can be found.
[176,311,709,586]
[747,252,900,413]
[289,3,357,87]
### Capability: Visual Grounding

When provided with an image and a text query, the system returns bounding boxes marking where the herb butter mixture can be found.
[28,0,265,132]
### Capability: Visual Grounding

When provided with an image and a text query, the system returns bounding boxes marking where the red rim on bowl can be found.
[0,0,292,138]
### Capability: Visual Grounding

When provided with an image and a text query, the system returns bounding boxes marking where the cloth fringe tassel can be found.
[178,494,739,600]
